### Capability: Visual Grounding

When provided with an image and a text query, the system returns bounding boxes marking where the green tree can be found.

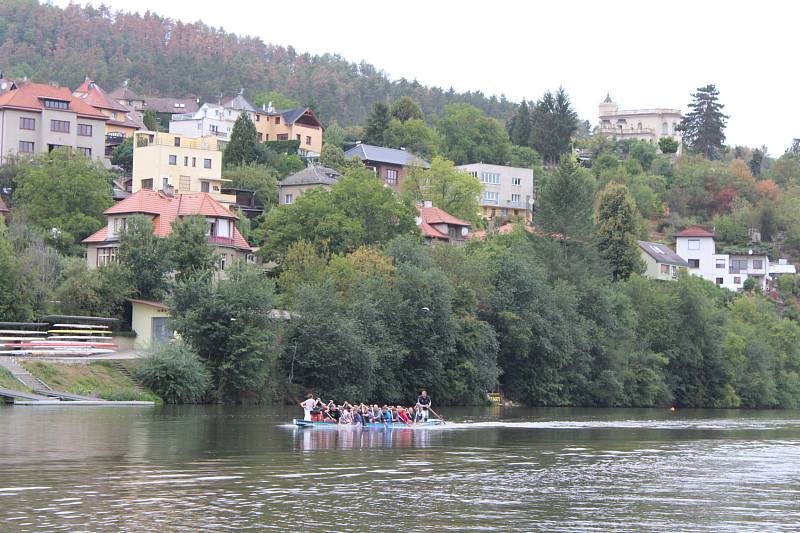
[767,154,800,186]
[142,110,161,131]
[110,137,133,173]
[13,150,112,252]
[677,84,729,159]
[323,120,345,148]
[170,263,277,401]
[596,182,642,281]
[117,215,171,301]
[0,216,36,320]
[135,341,210,404]
[508,99,532,146]
[390,96,424,122]
[223,112,260,167]
[658,136,679,154]
[530,87,578,164]
[53,258,133,319]
[320,144,349,173]
[437,103,511,165]
[402,156,482,225]
[509,145,542,169]
[222,163,278,208]
[252,90,300,110]
[382,118,440,159]
[537,156,596,240]
[363,102,391,145]
[629,140,657,171]
[167,216,218,283]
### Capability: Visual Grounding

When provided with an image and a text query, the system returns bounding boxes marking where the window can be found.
[168,155,177,165]
[192,157,196,168]
[274,116,280,124]
[385,168,398,185]
[113,217,127,234]
[752,259,764,270]
[661,264,670,274]
[77,124,92,136]
[715,259,726,269]
[688,259,700,268]
[201,181,210,193]
[277,134,288,141]
[141,178,153,190]
[511,194,521,203]
[19,117,35,130]
[218,253,227,271]
[733,276,741,285]
[246,253,256,264]
[204,158,212,169]
[183,156,188,166]
[265,134,269,141]
[306,136,312,145]
[296,134,301,141]
[43,99,69,110]
[97,247,118,267]
[179,176,191,192]
[662,122,669,134]
[285,193,293,205]
[255,114,260,122]
[257,133,263,142]
[50,119,70,133]
[637,122,643,131]
[210,125,219,134]
[18,141,34,153]
[480,172,500,185]
[687,239,700,250]
[716,277,723,285]
[512,177,521,186]
[112,112,118,120]
[76,147,91,157]
[731,258,747,273]
[162,177,169,189]
[483,191,499,204]
[174,136,181,147]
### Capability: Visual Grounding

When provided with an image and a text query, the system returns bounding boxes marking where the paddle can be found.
[428,407,447,424]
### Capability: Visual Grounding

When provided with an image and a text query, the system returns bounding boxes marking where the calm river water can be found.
[1,405,799,531]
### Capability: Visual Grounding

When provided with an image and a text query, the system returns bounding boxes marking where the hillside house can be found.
[344,143,430,193]
[638,240,689,281]
[456,162,534,222]
[254,103,324,157]
[598,94,682,147]
[74,79,144,158]
[417,201,470,244]
[279,165,341,205]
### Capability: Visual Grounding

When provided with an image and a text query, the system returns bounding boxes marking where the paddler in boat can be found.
[299,393,317,421]
[326,401,341,423]
[396,405,411,425]
[416,390,432,422]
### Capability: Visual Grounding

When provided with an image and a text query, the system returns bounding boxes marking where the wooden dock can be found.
[0,386,153,406]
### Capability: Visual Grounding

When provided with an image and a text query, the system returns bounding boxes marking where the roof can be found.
[675,225,715,238]
[603,93,614,104]
[128,298,168,310]
[419,220,449,240]
[82,190,251,251]
[344,144,430,168]
[109,84,142,102]
[221,94,256,113]
[74,80,144,129]
[417,204,470,227]
[143,97,200,114]
[638,240,690,267]
[0,82,108,120]
[0,196,8,213]
[280,165,341,187]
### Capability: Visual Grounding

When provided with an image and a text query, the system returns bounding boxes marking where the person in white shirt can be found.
[300,393,317,421]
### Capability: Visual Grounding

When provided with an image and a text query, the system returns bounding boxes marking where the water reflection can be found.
[292,426,434,450]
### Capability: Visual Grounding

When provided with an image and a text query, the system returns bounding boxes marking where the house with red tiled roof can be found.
[74,79,144,158]
[82,189,254,274]
[416,201,470,244]
[0,82,108,164]
[109,81,145,110]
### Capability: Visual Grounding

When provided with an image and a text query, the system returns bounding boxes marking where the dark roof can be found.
[279,108,308,124]
[280,165,341,186]
[221,94,256,113]
[603,93,613,104]
[109,84,142,102]
[638,241,689,267]
[675,225,715,238]
[143,97,199,114]
[344,144,430,168]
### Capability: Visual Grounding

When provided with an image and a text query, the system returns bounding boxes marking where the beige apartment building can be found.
[132,131,234,206]
[456,162,534,222]
[0,82,107,164]
[598,94,682,145]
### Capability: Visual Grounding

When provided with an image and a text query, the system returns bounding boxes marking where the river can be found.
[1,405,799,531]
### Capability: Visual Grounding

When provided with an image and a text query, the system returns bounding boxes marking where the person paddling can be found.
[416,390,432,422]
[300,393,316,421]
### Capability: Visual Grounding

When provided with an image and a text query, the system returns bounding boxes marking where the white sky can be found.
[54,0,798,154]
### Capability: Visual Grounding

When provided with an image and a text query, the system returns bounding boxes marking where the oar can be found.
[428,407,447,424]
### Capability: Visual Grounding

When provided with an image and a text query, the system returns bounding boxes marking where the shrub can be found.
[135,341,210,403]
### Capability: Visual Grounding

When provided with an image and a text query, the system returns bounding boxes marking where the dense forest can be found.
[0,0,516,126]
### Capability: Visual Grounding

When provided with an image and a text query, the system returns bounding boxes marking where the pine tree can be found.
[529,88,578,164]
[508,99,531,146]
[390,96,424,122]
[363,102,391,145]
[223,113,259,167]
[676,84,729,159]
[596,182,642,281]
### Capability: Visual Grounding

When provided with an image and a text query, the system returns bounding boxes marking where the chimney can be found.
[162,184,175,197]
[423,200,433,208]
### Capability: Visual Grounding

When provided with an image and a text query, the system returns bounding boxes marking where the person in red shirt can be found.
[396,405,411,425]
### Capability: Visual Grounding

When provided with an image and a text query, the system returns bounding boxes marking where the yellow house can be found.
[132,131,234,205]
[254,105,324,156]
[130,299,174,350]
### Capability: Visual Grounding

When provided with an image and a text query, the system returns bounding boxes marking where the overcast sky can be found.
[55,0,797,154]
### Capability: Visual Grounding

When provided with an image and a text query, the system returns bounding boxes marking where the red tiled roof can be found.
[0,82,107,120]
[0,196,8,213]
[75,80,144,129]
[419,220,449,240]
[675,225,715,238]
[82,190,251,251]
[417,205,470,227]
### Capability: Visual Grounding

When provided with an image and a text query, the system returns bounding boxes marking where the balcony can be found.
[207,236,236,247]
[135,133,223,151]
[600,108,681,117]
[171,113,196,121]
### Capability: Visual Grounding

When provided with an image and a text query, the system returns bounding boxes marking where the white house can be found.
[598,94,682,147]
[455,163,534,222]
[673,226,795,291]
[168,95,256,140]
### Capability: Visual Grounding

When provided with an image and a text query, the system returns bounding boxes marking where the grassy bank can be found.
[22,361,159,402]
[0,367,31,392]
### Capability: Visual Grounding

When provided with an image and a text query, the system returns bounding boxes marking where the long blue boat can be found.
[293,418,443,429]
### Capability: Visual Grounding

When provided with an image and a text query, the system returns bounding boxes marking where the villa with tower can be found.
[598,94,682,146]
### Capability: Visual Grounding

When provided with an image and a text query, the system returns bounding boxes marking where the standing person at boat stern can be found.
[300,393,316,421]
[416,391,432,422]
